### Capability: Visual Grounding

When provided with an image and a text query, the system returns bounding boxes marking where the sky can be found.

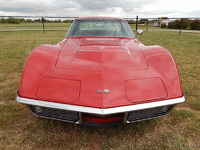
[0,0,200,19]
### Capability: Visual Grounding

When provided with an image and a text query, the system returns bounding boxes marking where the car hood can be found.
[56,37,147,71]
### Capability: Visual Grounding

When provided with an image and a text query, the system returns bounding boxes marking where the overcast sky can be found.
[0,0,200,19]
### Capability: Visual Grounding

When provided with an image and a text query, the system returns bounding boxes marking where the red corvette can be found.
[16,17,185,127]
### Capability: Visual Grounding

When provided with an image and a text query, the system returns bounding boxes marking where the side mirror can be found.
[136,29,143,35]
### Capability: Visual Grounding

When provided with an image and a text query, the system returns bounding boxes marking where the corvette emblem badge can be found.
[96,89,110,94]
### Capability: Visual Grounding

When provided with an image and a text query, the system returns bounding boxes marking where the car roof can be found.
[76,17,125,20]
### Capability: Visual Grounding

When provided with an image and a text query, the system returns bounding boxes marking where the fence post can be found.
[179,18,182,35]
[42,17,45,33]
[146,19,148,32]
[136,15,138,31]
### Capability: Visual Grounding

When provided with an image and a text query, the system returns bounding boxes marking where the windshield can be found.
[66,19,135,38]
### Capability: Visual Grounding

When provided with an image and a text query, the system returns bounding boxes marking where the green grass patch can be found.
[0,73,6,82]
[187,118,200,134]
[102,137,119,150]
[0,23,71,31]
[0,102,27,128]
[170,108,196,124]
[162,131,192,150]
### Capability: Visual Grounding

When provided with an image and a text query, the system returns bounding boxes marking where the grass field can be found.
[0,23,72,31]
[0,28,200,149]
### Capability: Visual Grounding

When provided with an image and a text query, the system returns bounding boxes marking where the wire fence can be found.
[1,16,200,34]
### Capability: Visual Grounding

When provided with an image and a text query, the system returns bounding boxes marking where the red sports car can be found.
[16,17,185,127]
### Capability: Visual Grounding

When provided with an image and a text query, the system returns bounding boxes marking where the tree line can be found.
[0,17,73,24]
[161,19,200,30]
